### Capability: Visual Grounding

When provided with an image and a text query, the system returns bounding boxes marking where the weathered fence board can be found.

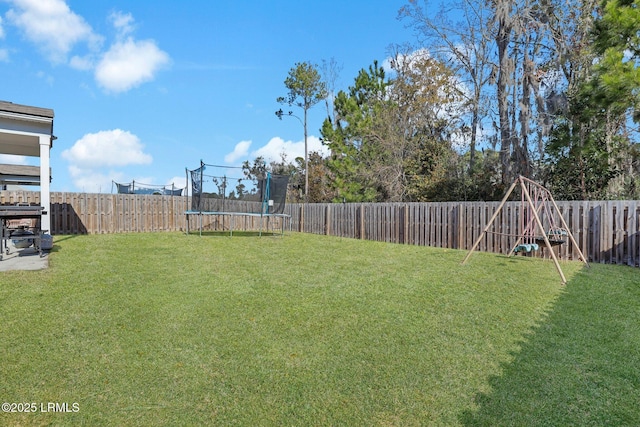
[290,200,640,267]
[1,191,639,267]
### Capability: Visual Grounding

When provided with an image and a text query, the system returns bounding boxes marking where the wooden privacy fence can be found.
[0,191,282,235]
[1,191,189,234]
[1,191,639,267]
[287,201,640,267]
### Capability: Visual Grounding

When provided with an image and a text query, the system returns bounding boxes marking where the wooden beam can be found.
[547,191,590,267]
[520,178,567,284]
[462,177,519,265]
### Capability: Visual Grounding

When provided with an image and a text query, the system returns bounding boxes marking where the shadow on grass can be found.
[460,264,640,426]
[185,230,284,238]
[49,234,80,253]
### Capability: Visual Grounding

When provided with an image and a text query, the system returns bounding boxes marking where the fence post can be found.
[456,204,463,250]
[402,204,408,244]
[4,192,639,267]
[325,205,331,236]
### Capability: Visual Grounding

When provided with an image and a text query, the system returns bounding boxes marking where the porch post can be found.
[39,134,51,233]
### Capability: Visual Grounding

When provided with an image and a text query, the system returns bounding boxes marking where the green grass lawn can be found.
[0,232,638,426]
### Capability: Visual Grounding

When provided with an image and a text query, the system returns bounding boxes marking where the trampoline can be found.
[184,211,291,236]
[185,161,291,236]
[113,180,183,195]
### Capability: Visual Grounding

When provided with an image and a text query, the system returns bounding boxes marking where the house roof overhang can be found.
[0,164,51,186]
[0,101,55,157]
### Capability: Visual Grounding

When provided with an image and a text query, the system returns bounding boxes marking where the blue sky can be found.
[0,0,415,193]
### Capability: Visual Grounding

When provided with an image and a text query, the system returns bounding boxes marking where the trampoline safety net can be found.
[189,164,289,215]
[114,181,183,196]
[258,174,289,214]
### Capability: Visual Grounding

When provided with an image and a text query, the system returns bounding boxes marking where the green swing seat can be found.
[513,243,540,253]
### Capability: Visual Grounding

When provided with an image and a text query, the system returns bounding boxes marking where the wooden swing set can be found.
[462,175,589,284]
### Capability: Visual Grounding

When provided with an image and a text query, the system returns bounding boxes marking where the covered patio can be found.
[0,101,55,232]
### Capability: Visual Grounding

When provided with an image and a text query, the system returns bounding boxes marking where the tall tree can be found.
[399,0,494,175]
[401,0,638,198]
[307,151,337,203]
[591,0,640,121]
[322,57,464,202]
[543,0,640,199]
[401,0,556,185]
[540,1,606,199]
[320,57,343,125]
[591,0,640,196]
[388,49,466,201]
[277,62,327,201]
[321,61,390,201]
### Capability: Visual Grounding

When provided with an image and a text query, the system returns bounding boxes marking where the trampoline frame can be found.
[184,210,291,237]
[185,161,291,237]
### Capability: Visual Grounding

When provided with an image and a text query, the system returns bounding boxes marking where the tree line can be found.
[270,0,640,203]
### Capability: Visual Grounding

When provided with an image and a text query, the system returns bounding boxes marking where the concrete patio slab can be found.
[0,240,49,271]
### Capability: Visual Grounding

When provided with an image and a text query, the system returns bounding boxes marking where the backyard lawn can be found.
[0,232,638,426]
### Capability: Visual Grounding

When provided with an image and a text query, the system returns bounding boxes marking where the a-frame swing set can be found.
[462,175,589,284]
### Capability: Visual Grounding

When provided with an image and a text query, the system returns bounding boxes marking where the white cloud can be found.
[224,135,329,166]
[224,140,252,163]
[95,37,170,93]
[67,165,124,193]
[252,137,297,162]
[252,135,328,163]
[4,2,169,93]
[67,170,184,194]
[167,176,187,189]
[69,54,94,71]
[0,15,7,62]
[5,0,102,63]
[383,48,432,74]
[61,129,152,168]
[62,129,154,192]
[109,11,135,38]
[167,176,188,195]
[0,154,28,164]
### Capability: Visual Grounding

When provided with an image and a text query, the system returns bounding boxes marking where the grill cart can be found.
[0,205,46,260]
